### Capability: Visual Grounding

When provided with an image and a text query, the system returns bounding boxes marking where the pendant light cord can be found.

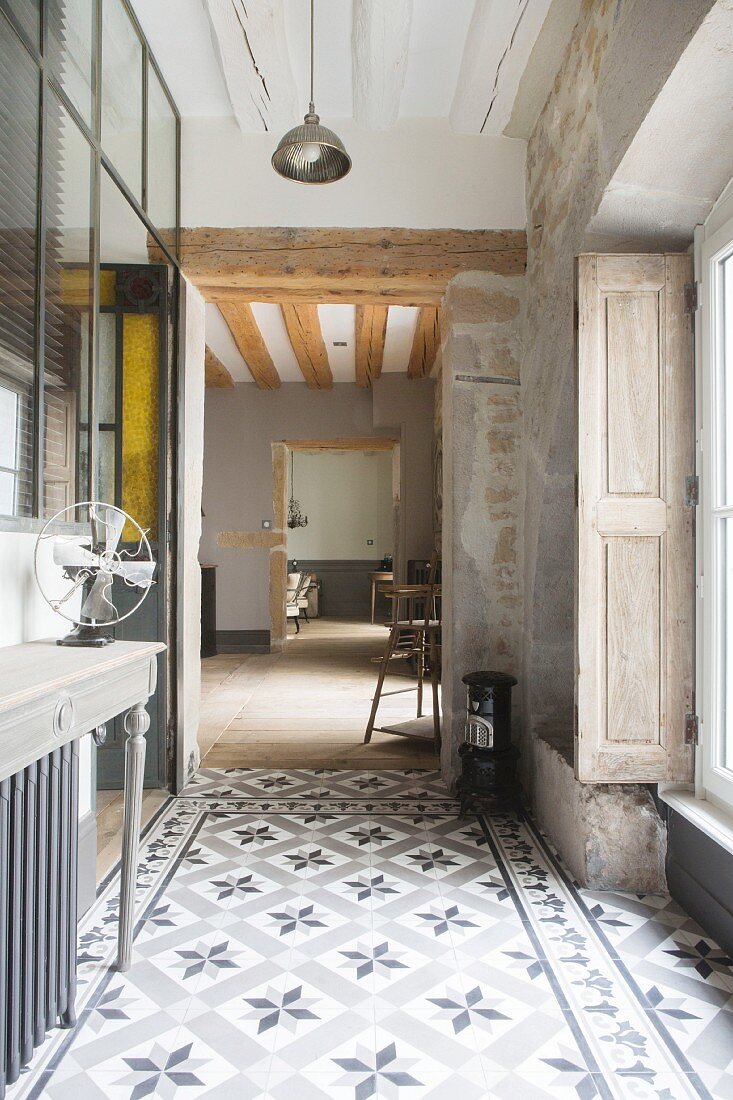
[309,0,315,113]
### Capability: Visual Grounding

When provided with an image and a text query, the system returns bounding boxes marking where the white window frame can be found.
[699,211,733,814]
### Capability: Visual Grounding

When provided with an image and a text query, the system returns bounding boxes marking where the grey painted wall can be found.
[201,377,434,633]
[666,811,733,958]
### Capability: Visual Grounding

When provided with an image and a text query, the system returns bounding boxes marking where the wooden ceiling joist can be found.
[450,0,553,135]
[169,227,527,306]
[355,305,388,388]
[280,304,333,389]
[218,303,281,389]
[205,346,235,388]
[202,0,297,132]
[352,0,412,130]
[408,307,440,379]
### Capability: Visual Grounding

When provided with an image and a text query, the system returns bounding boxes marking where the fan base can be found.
[57,625,114,647]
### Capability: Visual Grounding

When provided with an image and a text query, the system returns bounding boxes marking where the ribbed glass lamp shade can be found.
[272,112,351,184]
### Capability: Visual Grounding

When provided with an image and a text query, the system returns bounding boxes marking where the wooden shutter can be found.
[575,254,694,783]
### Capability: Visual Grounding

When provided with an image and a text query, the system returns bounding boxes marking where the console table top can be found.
[0,639,166,714]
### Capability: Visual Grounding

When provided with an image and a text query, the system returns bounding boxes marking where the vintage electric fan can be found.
[34,501,156,647]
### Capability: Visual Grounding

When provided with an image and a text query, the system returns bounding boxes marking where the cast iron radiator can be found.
[0,742,79,1097]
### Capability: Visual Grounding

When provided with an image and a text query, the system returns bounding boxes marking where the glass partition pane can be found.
[0,22,39,517]
[101,0,142,201]
[4,0,40,48]
[43,95,93,517]
[147,61,176,236]
[47,0,95,126]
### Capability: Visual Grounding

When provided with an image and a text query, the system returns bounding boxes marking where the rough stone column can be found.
[441,272,525,787]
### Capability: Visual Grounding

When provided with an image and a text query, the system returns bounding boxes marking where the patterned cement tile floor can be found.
[12,770,733,1099]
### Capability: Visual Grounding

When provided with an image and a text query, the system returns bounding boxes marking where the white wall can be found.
[182,117,526,230]
[287,450,394,561]
[0,531,92,814]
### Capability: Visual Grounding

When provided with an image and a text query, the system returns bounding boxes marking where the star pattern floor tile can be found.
[12,769,733,1099]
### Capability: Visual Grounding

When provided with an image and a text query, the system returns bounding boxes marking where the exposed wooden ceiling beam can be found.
[450,0,552,134]
[352,0,412,130]
[355,305,388,388]
[280,305,333,390]
[203,0,297,132]
[408,307,440,379]
[169,227,527,305]
[218,303,281,389]
[205,346,235,388]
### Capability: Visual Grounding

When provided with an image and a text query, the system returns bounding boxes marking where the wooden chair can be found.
[364,579,442,752]
[286,573,310,633]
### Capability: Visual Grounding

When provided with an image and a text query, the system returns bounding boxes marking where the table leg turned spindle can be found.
[117,701,149,971]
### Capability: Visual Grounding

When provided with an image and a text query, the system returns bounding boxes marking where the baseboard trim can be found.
[667,857,733,958]
[215,629,271,654]
[78,810,97,918]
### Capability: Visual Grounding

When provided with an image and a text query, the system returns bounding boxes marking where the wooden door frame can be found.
[270,437,401,646]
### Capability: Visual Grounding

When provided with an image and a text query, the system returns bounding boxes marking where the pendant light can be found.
[287,452,308,529]
[272,0,351,185]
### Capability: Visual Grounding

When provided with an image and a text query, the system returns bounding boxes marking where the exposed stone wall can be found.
[441,272,524,785]
[519,0,714,887]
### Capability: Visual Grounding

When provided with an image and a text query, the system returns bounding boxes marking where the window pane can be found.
[719,516,733,771]
[47,0,95,126]
[3,1,40,48]
[98,312,117,423]
[101,0,142,201]
[147,62,176,236]
[0,22,39,517]
[43,96,93,517]
[720,253,733,507]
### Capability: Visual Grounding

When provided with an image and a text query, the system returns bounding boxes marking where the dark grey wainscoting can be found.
[666,809,733,957]
[294,560,383,619]
[215,630,271,654]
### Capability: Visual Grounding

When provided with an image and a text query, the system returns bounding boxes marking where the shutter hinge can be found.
[685,475,699,507]
[684,282,699,313]
[684,713,700,746]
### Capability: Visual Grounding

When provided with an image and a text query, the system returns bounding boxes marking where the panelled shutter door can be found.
[575,254,694,783]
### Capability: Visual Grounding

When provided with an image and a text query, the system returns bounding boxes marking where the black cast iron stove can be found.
[457,670,521,814]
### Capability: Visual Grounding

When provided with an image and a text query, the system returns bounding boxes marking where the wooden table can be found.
[0,639,166,973]
[369,571,394,623]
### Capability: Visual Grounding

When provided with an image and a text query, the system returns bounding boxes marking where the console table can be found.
[0,638,165,1094]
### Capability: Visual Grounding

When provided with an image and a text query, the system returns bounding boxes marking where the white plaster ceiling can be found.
[131,0,555,135]
[207,303,421,384]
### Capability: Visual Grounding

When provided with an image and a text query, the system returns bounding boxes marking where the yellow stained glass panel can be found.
[121,313,158,541]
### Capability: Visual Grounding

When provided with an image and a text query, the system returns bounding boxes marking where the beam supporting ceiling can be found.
[285,437,398,452]
[352,0,412,130]
[202,0,297,132]
[450,0,552,135]
[408,306,440,379]
[218,303,281,389]
[280,305,333,389]
[204,346,235,388]
[172,227,527,306]
[355,305,388,388]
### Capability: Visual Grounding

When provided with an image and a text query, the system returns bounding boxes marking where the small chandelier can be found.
[287,452,308,529]
[271,0,351,185]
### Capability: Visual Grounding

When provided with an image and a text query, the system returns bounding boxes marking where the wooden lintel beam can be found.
[218,303,281,390]
[202,285,444,307]
[160,227,527,303]
[205,346,235,388]
[408,307,440,379]
[280,304,333,389]
[355,305,388,388]
[285,437,398,452]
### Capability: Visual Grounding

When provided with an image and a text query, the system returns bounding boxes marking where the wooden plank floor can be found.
[200,617,439,770]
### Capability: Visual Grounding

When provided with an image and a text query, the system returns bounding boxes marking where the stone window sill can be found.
[659,788,733,858]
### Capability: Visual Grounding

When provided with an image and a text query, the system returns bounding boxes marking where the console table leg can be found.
[117,701,149,972]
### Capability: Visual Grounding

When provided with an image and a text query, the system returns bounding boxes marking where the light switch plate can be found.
[367,539,374,545]
[262,519,272,530]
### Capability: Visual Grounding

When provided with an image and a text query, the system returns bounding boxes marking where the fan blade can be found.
[104,507,126,553]
[53,540,98,569]
[81,570,115,623]
[117,560,156,587]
